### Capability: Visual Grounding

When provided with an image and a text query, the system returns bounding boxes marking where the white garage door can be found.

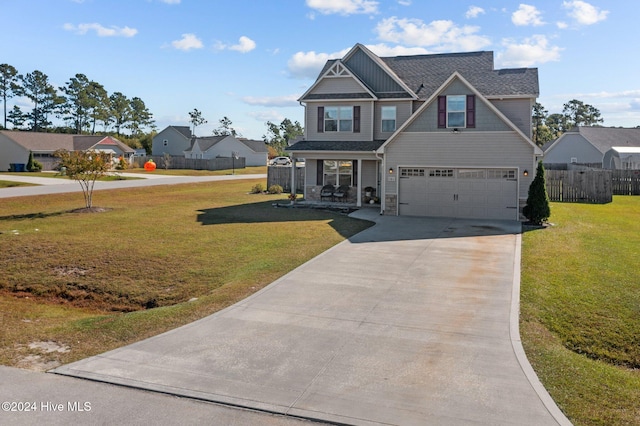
[398,168,518,220]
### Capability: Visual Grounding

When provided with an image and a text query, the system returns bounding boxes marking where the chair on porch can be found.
[320,184,335,201]
[332,185,350,202]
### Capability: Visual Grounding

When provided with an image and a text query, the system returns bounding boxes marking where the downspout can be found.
[375,150,384,215]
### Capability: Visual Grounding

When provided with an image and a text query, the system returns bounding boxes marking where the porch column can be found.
[290,157,296,204]
[357,158,362,207]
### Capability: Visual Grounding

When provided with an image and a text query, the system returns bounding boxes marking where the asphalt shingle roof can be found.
[0,130,134,153]
[287,140,385,152]
[573,126,640,153]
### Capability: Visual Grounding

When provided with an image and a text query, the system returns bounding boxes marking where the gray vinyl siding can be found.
[491,98,534,138]
[385,131,535,197]
[0,135,29,172]
[305,101,373,141]
[152,127,191,156]
[374,101,413,140]
[543,134,603,165]
[312,77,368,95]
[405,84,512,133]
[360,160,378,190]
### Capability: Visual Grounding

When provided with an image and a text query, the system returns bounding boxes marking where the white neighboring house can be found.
[603,147,640,170]
[184,135,268,166]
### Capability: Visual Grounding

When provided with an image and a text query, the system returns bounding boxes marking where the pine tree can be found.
[523,161,551,225]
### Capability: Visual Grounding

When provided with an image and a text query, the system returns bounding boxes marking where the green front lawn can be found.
[521,196,640,425]
[0,178,372,369]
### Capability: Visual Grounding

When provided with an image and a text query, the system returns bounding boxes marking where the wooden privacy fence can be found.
[545,170,612,203]
[545,170,640,203]
[267,166,305,193]
[141,156,245,171]
[611,170,640,195]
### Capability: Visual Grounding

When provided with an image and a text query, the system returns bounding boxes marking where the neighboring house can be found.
[543,126,640,169]
[287,43,542,220]
[0,130,135,171]
[184,135,268,166]
[152,126,192,156]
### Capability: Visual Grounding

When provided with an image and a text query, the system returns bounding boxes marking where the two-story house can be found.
[287,43,543,220]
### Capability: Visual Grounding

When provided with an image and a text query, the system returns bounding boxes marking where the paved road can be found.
[50,211,570,425]
[0,172,266,198]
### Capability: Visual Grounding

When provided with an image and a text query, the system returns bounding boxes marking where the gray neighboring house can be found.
[0,130,135,171]
[543,126,640,169]
[287,43,542,220]
[184,135,268,166]
[152,125,193,156]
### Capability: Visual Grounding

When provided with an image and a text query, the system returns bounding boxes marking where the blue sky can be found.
[1,0,636,139]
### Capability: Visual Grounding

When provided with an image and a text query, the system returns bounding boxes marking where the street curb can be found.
[510,232,573,426]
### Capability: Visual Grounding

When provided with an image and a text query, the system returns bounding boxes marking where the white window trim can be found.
[381,106,396,132]
[324,106,353,132]
[447,95,466,128]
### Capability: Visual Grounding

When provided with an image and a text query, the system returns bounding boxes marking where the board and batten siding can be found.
[344,48,406,93]
[385,131,535,197]
[305,101,374,141]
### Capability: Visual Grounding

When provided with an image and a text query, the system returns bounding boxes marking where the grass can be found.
[0,180,37,188]
[0,178,372,369]
[520,196,640,426]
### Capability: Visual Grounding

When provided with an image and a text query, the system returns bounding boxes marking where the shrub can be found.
[251,183,265,194]
[523,161,551,225]
[268,184,283,194]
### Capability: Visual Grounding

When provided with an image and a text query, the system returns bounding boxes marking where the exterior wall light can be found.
[523,169,529,176]
[389,168,394,174]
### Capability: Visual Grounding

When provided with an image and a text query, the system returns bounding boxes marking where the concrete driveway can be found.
[52,211,569,425]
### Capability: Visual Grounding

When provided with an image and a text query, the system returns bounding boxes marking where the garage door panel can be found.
[398,167,518,220]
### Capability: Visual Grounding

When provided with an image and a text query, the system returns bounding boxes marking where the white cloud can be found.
[398,0,411,6]
[287,44,429,80]
[497,35,562,67]
[465,6,485,19]
[248,110,286,123]
[287,50,339,79]
[171,33,203,51]
[63,23,137,37]
[556,21,569,29]
[562,1,608,25]
[306,0,379,15]
[512,4,544,26]
[375,17,491,52]
[229,36,256,53]
[242,95,299,107]
[215,36,257,53]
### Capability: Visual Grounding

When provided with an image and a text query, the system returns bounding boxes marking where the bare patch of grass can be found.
[0,179,372,368]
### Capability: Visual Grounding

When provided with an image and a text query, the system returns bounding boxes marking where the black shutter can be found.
[352,160,358,187]
[437,96,446,128]
[466,95,475,128]
[316,160,323,185]
[317,107,324,133]
[353,106,360,133]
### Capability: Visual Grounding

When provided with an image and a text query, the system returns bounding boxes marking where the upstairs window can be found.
[438,95,475,129]
[381,106,396,132]
[317,106,360,133]
[447,95,466,128]
[325,106,352,132]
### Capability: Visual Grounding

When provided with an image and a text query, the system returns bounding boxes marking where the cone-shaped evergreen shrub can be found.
[26,151,34,171]
[523,161,551,225]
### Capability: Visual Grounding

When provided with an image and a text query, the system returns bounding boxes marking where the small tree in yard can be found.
[523,161,551,225]
[54,149,111,209]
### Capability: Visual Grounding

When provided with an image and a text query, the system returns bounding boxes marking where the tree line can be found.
[0,64,155,136]
[532,99,604,146]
